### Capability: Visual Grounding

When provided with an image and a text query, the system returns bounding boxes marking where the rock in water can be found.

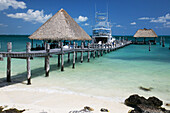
[125,94,170,113]
[139,86,153,91]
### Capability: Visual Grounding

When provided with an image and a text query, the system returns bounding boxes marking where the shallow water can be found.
[0,35,170,103]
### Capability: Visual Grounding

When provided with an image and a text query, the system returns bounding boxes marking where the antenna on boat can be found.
[106,0,109,22]
[95,3,97,23]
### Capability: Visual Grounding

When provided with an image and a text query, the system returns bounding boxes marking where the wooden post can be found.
[154,37,156,45]
[75,43,78,60]
[108,44,110,53]
[81,41,84,63]
[68,41,70,62]
[61,42,64,71]
[7,42,12,82]
[149,41,151,51]
[44,42,47,70]
[160,37,162,45]
[45,44,50,77]
[26,42,31,85]
[93,44,95,58]
[105,44,107,54]
[135,38,137,43]
[87,42,90,62]
[97,44,100,57]
[162,37,165,47]
[72,41,75,68]
[44,57,47,70]
[31,39,33,49]
[101,44,103,56]
[58,55,60,67]
[144,38,146,44]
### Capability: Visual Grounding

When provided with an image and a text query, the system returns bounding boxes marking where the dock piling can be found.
[160,37,162,45]
[162,37,165,47]
[98,44,100,57]
[58,55,60,67]
[105,44,107,54]
[87,42,90,62]
[68,41,70,62]
[75,43,78,60]
[149,41,151,51]
[108,44,110,53]
[93,45,95,58]
[45,44,50,77]
[101,44,103,56]
[26,42,31,85]
[7,42,12,82]
[81,41,84,63]
[61,42,64,71]
[72,41,75,68]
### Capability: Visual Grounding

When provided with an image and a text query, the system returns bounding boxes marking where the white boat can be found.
[92,11,115,44]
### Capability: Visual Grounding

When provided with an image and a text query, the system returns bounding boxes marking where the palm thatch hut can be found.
[29,8,91,49]
[133,28,158,44]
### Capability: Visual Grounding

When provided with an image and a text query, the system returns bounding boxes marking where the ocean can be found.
[0,35,170,103]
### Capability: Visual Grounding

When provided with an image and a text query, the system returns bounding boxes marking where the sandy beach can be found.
[0,82,132,113]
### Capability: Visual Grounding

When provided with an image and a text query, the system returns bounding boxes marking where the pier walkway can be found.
[0,41,132,85]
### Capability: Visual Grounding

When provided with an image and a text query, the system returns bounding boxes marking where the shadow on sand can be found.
[0,54,90,88]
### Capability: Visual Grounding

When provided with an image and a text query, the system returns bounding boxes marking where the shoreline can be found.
[0,83,131,113]
[0,83,170,113]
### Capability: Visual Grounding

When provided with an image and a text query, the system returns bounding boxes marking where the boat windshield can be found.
[93,29,110,36]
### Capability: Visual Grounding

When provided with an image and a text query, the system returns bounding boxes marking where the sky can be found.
[0,0,170,35]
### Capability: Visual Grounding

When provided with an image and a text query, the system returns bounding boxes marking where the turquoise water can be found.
[0,35,170,103]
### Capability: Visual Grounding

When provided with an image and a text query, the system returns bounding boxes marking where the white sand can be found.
[0,83,131,113]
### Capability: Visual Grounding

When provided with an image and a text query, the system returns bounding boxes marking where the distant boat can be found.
[92,11,115,44]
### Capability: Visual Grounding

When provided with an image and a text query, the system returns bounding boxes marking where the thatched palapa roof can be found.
[29,8,91,41]
[134,28,158,38]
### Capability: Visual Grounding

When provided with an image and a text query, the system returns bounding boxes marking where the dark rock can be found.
[125,94,147,107]
[166,103,170,106]
[84,106,94,111]
[125,94,170,113]
[148,96,163,107]
[139,86,153,91]
[0,107,25,113]
[0,106,4,112]
[100,108,109,112]
[3,108,25,113]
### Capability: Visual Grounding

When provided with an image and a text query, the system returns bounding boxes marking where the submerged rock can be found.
[139,86,153,91]
[125,94,170,113]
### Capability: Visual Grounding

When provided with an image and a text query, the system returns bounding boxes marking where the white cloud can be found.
[17,26,22,28]
[163,21,170,28]
[150,13,170,23]
[75,16,88,23]
[7,9,52,24]
[0,23,8,27]
[0,0,26,11]
[138,17,154,20]
[166,22,170,25]
[130,22,136,25]
[84,23,89,26]
[116,25,122,27]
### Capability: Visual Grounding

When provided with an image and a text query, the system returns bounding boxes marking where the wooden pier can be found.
[0,41,131,85]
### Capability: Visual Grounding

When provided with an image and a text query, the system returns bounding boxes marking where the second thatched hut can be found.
[133,28,158,44]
